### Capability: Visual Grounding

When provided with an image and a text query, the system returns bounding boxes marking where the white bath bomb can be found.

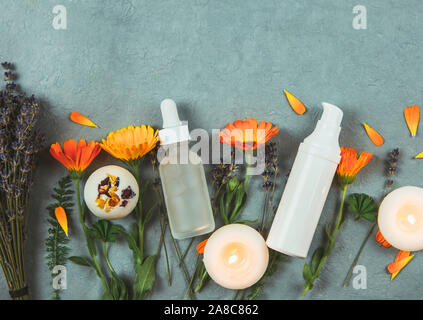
[84,165,139,220]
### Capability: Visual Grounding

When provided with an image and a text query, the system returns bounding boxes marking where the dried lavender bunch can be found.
[260,142,279,234]
[384,148,399,193]
[210,149,239,212]
[0,62,44,299]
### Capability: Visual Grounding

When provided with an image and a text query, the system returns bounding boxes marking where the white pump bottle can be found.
[158,99,215,239]
[266,102,343,258]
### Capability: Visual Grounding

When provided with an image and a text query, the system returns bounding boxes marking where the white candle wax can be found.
[203,224,269,290]
[378,186,423,251]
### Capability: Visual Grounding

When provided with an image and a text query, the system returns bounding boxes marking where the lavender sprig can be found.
[0,62,44,299]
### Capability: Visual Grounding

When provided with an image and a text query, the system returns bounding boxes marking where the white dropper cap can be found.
[161,99,182,128]
[158,99,190,145]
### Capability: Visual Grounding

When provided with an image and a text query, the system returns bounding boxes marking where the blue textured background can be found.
[1,0,423,300]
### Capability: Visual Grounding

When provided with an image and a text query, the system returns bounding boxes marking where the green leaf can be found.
[107,275,129,300]
[233,218,258,224]
[69,256,95,268]
[120,228,143,266]
[311,247,324,274]
[219,194,230,225]
[86,233,97,257]
[227,176,240,191]
[302,263,312,283]
[346,193,378,223]
[194,263,210,293]
[143,202,158,224]
[89,220,123,243]
[134,255,158,300]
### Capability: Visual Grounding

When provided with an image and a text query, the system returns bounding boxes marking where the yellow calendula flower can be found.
[100,125,159,162]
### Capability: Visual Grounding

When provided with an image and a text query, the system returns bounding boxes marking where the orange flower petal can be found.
[54,206,69,237]
[70,112,98,128]
[363,123,384,146]
[414,152,423,159]
[375,230,391,248]
[196,239,208,254]
[387,251,413,280]
[284,90,306,115]
[404,105,420,137]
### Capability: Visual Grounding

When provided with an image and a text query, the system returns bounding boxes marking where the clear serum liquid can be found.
[158,99,215,239]
[159,143,215,239]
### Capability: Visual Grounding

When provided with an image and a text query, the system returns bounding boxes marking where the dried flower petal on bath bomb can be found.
[414,152,423,159]
[404,105,420,137]
[70,112,98,128]
[363,123,384,146]
[54,206,69,237]
[283,90,306,115]
[387,250,414,280]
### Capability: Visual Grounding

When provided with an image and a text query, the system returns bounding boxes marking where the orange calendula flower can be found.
[283,89,306,115]
[375,230,391,248]
[70,112,98,128]
[363,123,384,146]
[100,125,159,162]
[336,147,373,186]
[219,119,279,150]
[387,250,414,280]
[404,105,420,137]
[54,206,69,237]
[196,239,208,254]
[50,139,101,177]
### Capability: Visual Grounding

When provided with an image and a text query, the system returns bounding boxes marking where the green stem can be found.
[158,213,172,286]
[244,152,253,187]
[74,179,108,291]
[103,242,115,275]
[185,254,201,299]
[260,191,270,233]
[343,221,377,287]
[301,184,348,299]
[180,238,195,267]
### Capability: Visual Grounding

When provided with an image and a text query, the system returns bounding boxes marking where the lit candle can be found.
[378,186,423,251]
[203,224,269,290]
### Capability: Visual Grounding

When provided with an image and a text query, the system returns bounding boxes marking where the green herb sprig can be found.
[45,175,73,300]
[343,148,399,287]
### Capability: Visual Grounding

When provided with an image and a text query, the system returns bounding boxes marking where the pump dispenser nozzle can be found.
[321,102,343,127]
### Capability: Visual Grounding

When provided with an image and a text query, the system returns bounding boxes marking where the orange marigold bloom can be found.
[336,147,373,186]
[196,239,209,254]
[50,139,101,175]
[100,125,158,162]
[219,119,279,150]
[375,230,391,248]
